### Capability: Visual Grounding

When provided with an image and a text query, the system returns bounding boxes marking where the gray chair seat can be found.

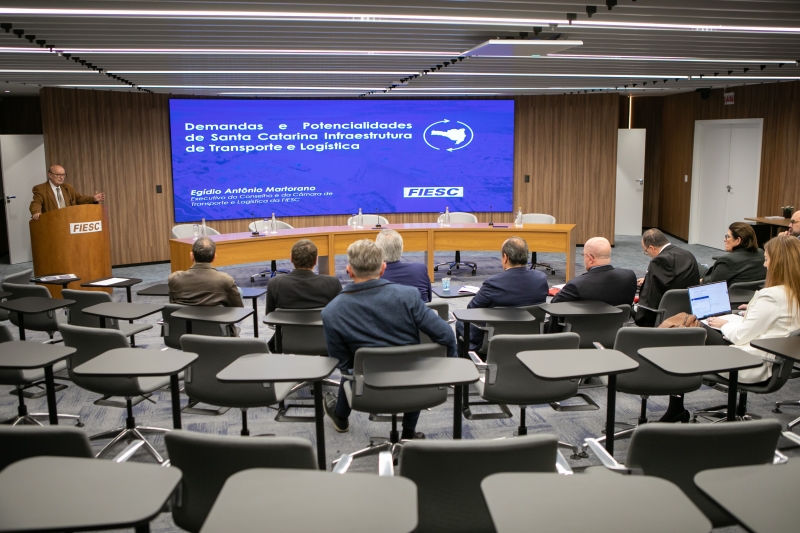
[118,322,153,337]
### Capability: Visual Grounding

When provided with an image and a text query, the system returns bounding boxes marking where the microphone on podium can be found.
[489,205,493,227]
[374,208,382,229]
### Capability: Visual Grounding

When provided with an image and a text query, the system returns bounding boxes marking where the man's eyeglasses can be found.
[790,219,799,225]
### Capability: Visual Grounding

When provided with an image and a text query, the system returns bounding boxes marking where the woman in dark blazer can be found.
[701,222,766,286]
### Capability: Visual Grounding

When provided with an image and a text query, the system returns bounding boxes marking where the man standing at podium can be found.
[29,165,105,220]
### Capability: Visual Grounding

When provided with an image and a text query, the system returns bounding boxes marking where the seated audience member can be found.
[456,237,548,351]
[168,237,243,308]
[266,239,342,351]
[659,236,800,424]
[779,209,800,239]
[701,222,766,286]
[546,237,636,332]
[376,229,431,302]
[321,240,457,439]
[634,229,700,327]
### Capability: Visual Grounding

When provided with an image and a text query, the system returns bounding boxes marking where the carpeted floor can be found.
[1,235,797,533]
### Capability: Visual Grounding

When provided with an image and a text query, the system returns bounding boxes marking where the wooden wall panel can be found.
[631,96,664,228]
[655,82,800,241]
[41,88,618,265]
[515,94,619,244]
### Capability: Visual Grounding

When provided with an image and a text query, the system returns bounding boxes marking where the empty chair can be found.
[585,419,784,528]
[562,304,632,349]
[346,214,389,227]
[521,213,557,274]
[334,343,449,466]
[165,431,317,532]
[180,335,299,433]
[171,224,220,239]
[471,333,593,457]
[2,269,32,286]
[1,283,67,341]
[729,279,765,291]
[61,289,152,346]
[587,328,707,450]
[248,219,294,281]
[399,436,560,533]
[0,324,79,425]
[161,303,230,350]
[0,426,93,472]
[59,324,171,463]
[434,212,478,275]
[637,288,692,327]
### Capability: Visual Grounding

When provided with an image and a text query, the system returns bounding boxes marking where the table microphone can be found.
[375,208,382,229]
[489,205,494,227]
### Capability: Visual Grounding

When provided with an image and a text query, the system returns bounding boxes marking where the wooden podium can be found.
[30,204,112,298]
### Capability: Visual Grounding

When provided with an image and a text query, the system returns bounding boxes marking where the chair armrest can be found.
[583,438,643,475]
[113,440,145,463]
[636,304,658,313]
[773,450,789,465]
[332,454,353,474]
[378,451,395,477]
[555,450,573,475]
[467,350,486,366]
[782,431,800,448]
[592,342,606,350]
[447,312,456,324]
[354,375,364,396]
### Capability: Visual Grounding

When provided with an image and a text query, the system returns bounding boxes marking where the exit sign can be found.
[724,92,734,105]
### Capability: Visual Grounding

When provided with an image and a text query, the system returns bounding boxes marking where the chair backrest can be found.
[437,211,477,224]
[482,333,580,405]
[729,279,765,291]
[346,214,389,226]
[171,224,221,239]
[563,304,631,348]
[626,419,782,528]
[400,435,558,533]
[2,269,32,286]
[180,335,281,408]
[657,289,692,325]
[274,308,327,356]
[58,323,139,396]
[420,302,450,344]
[0,325,22,383]
[490,304,546,337]
[612,328,706,395]
[521,213,556,224]
[0,324,13,343]
[248,220,294,232]
[350,343,448,414]
[165,431,316,533]
[2,283,61,332]
[161,303,227,349]
[61,289,118,329]
[0,426,93,472]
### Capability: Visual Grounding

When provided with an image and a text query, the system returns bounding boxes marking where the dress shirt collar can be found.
[658,243,672,254]
[48,180,62,196]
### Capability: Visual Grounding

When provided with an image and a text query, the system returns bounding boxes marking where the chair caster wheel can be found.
[471,269,477,276]
[456,265,460,270]
[75,420,84,427]
[773,408,782,413]
[690,418,698,423]
[447,271,452,276]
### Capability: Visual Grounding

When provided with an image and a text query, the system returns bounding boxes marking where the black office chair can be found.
[637,289,692,327]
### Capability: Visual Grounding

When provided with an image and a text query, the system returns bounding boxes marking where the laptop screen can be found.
[688,282,731,319]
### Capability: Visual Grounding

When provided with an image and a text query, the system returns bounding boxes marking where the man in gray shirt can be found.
[322,239,457,440]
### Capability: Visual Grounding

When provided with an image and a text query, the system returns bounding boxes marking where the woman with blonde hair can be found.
[707,235,800,383]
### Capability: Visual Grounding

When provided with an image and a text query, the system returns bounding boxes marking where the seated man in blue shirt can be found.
[322,239,457,440]
[376,229,431,302]
[456,237,549,351]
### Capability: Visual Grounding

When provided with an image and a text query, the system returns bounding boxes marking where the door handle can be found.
[5,195,15,203]
[635,179,644,185]
[726,185,732,193]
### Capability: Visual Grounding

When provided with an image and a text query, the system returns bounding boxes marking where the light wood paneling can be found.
[41,89,617,264]
[515,94,619,245]
[655,82,800,241]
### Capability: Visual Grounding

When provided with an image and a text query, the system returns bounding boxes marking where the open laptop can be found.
[688,281,732,320]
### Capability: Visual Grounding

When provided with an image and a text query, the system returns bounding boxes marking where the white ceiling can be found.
[0,0,798,97]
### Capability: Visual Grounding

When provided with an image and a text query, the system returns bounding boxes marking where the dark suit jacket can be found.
[168,263,244,308]
[381,261,431,302]
[635,244,700,327]
[266,269,343,314]
[29,182,96,216]
[547,264,637,332]
[701,248,766,287]
[457,266,549,350]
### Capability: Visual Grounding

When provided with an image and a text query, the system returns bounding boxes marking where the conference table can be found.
[170,223,578,282]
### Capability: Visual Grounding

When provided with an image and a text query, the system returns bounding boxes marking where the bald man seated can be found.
[780,210,800,240]
[546,237,637,332]
[30,165,106,220]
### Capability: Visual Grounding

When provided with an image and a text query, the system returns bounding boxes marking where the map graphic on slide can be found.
[431,128,467,144]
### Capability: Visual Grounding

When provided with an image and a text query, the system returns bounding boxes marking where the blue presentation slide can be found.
[168,99,515,222]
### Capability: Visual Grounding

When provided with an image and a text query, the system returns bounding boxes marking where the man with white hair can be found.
[321,239,457,439]
[547,237,637,332]
[376,229,431,302]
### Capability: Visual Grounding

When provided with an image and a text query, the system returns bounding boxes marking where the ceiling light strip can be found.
[109,70,419,75]
[547,54,796,64]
